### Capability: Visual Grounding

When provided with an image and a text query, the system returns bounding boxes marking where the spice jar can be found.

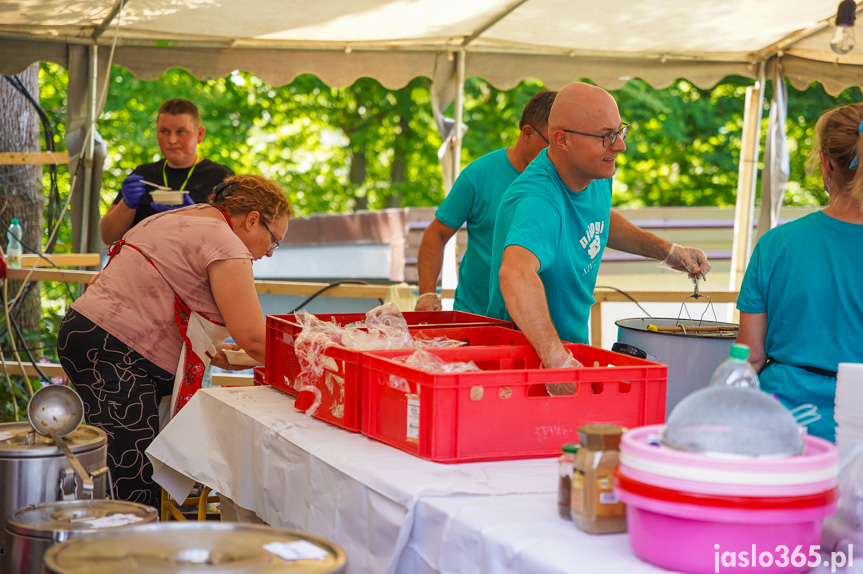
[557,443,580,519]
[570,424,626,534]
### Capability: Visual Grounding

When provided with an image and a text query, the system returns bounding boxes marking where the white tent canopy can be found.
[2,0,863,92]
[2,0,862,281]
[0,0,863,93]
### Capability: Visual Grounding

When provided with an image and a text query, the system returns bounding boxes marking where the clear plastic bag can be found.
[388,348,481,392]
[292,304,466,417]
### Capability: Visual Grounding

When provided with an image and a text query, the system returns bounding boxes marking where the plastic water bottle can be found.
[6,218,23,269]
[708,343,760,389]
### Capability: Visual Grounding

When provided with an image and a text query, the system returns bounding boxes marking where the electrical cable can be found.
[7,310,52,383]
[0,216,76,305]
[1,9,123,414]
[595,285,653,318]
[5,3,122,314]
[289,280,384,313]
[2,75,62,252]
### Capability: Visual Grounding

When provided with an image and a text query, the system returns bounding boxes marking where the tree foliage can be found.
[37,64,861,222]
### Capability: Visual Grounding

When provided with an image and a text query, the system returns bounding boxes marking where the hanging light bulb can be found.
[830,0,857,55]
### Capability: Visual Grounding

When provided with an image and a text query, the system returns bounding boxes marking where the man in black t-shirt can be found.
[99,98,234,244]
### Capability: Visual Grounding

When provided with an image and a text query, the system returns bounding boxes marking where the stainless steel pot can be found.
[44,522,348,574]
[0,422,108,574]
[27,384,93,495]
[3,499,156,574]
[615,317,738,418]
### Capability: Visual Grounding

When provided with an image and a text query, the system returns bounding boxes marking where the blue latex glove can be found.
[121,174,146,209]
[151,193,195,212]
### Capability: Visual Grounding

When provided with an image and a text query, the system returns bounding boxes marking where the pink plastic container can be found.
[617,462,838,497]
[621,425,838,472]
[619,425,839,487]
[616,424,840,574]
[618,488,836,574]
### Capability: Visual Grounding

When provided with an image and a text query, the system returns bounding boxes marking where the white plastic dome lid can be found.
[661,386,805,458]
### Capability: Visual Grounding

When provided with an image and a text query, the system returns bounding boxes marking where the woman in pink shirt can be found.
[57,174,290,506]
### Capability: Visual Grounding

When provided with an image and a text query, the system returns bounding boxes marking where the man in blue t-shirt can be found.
[486,82,712,370]
[415,91,557,314]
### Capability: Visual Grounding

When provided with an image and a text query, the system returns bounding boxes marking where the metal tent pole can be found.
[440,50,466,299]
[728,62,766,293]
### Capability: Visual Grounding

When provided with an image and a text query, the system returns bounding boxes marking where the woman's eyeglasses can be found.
[261,217,279,254]
[261,219,280,254]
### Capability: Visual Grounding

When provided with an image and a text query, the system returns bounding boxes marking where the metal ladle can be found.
[27,384,94,495]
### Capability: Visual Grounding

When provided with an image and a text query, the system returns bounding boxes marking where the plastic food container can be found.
[264,311,514,399]
[618,488,836,574]
[614,424,840,574]
[224,349,262,367]
[149,190,186,205]
[361,344,666,462]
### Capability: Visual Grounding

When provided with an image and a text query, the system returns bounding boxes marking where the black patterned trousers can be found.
[57,308,175,508]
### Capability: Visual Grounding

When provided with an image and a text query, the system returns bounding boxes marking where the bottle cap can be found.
[577,424,625,450]
[561,443,580,454]
[11,218,19,225]
[730,343,750,361]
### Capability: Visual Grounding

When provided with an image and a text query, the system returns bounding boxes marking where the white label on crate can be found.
[406,394,420,443]
[263,540,329,561]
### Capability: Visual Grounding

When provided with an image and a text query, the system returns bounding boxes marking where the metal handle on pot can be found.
[90,465,115,499]
[53,432,94,495]
[611,342,648,359]
[59,468,77,500]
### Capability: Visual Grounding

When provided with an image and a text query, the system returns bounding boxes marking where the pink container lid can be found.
[621,424,838,472]
[618,462,838,497]
[617,487,837,524]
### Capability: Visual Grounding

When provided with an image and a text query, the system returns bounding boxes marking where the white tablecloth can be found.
[145,387,670,574]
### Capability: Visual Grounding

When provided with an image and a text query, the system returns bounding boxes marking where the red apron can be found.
[106,240,229,417]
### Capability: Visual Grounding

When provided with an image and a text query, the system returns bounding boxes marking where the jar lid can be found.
[561,443,581,453]
[577,424,625,450]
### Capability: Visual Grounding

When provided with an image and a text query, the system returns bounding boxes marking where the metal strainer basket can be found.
[661,386,805,458]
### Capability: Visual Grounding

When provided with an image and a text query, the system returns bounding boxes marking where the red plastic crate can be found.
[253,367,266,386]
[265,321,528,433]
[264,311,514,398]
[360,344,667,463]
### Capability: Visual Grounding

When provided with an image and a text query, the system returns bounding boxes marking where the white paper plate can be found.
[224,349,262,367]
[150,190,186,205]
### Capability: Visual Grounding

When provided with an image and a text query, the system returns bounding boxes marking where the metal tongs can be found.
[676,277,718,328]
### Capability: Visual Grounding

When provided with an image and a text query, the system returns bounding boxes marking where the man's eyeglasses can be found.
[529,125,549,145]
[562,122,630,148]
[261,218,280,254]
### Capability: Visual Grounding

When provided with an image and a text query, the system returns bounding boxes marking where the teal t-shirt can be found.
[486,149,612,344]
[737,211,863,442]
[436,149,520,314]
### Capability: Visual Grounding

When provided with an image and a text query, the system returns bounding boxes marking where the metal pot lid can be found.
[44,522,347,574]
[0,422,106,457]
[616,317,738,338]
[7,499,157,539]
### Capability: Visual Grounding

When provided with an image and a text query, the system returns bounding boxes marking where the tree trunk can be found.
[350,149,368,211]
[0,65,45,352]
[386,112,410,209]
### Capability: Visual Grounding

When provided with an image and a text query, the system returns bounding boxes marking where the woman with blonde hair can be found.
[58,174,290,505]
[736,103,863,442]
